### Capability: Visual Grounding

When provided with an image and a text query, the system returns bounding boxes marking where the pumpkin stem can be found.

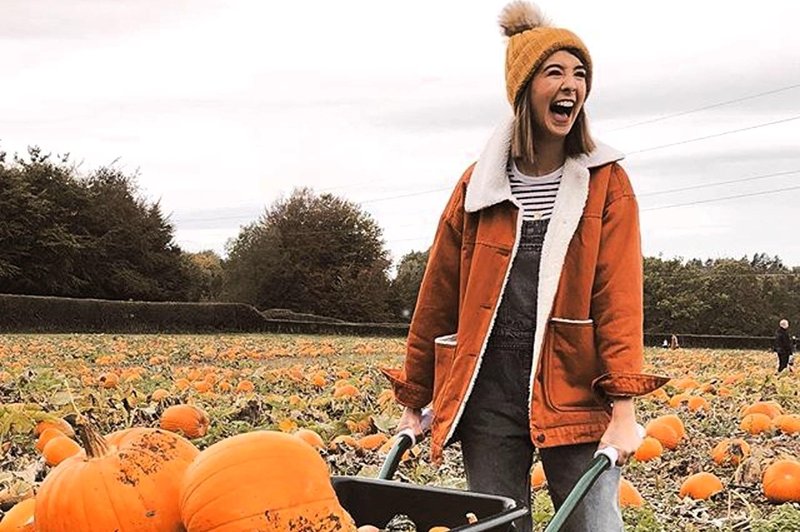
[74,416,110,458]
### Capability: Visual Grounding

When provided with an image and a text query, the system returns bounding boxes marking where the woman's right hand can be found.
[397,406,424,437]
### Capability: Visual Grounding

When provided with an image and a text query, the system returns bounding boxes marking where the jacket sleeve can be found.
[590,164,669,399]
[380,175,466,409]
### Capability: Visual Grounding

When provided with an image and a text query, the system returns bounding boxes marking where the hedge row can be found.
[0,294,408,336]
[0,294,780,348]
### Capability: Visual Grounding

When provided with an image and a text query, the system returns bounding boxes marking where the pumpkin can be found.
[329,435,358,450]
[179,431,357,531]
[236,380,255,393]
[34,419,75,438]
[294,428,325,450]
[531,462,546,489]
[668,393,690,409]
[98,372,119,389]
[645,415,684,450]
[150,388,170,402]
[740,401,782,420]
[35,418,199,532]
[773,414,800,434]
[687,396,710,412]
[0,498,35,532]
[42,436,81,467]
[618,478,644,508]
[679,472,723,500]
[762,459,800,503]
[710,438,751,466]
[633,437,663,462]
[159,405,210,439]
[35,428,67,453]
[740,413,772,435]
[358,433,389,451]
[334,384,360,399]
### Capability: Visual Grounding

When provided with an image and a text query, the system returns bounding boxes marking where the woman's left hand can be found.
[597,397,642,466]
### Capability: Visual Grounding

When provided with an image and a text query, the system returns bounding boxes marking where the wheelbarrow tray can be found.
[332,476,528,531]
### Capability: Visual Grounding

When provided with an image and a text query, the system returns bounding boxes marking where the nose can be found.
[561,74,579,93]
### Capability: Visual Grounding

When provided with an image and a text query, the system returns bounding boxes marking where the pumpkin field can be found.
[0,334,798,531]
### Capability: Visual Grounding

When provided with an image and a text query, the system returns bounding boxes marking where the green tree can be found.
[388,249,430,321]
[0,146,194,300]
[222,188,392,322]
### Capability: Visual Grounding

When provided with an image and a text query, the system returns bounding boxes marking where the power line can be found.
[639,169,800,198]
[627,115,800,156]
[607,83,800,132]
[642,183,800,211]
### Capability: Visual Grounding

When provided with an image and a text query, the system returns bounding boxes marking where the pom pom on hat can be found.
[498,1,549,37]
[500,1,592,105]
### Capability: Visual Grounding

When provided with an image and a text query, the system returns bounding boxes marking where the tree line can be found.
[1,146,797,333]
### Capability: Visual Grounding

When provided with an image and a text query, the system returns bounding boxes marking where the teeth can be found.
[554,101,574,108]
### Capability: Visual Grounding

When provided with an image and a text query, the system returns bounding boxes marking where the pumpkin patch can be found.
[0,334,798,530]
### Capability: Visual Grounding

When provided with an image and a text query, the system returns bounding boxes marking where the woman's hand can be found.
[397,406,424,437]
[598,397,642,466]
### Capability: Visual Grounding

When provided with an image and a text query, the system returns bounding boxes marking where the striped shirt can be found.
[507,159,563,221]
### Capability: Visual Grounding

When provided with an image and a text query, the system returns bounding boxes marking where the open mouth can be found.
[549,100,575,119]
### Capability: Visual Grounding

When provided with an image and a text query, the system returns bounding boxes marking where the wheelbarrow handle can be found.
[377,407,434,480]
[544,423,645,532]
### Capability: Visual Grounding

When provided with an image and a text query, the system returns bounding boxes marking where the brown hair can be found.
[511,50,596,166]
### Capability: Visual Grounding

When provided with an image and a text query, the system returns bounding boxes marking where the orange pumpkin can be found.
[679,472,723,500]
[294,428,325,450]
[150,388,170,402]
[34,418,75,438]
[236,380,255,393]
[531,462,546,489]
[42,436,81,467]
[357,433,389,451]
[645,415,684,450]
[687,396,710,412]
[35,428,67,453]
[0,498,35,532]
[762,459,800,503]
[633,437,663,462]
[618,478,644,508]
[329,435,359,450]
[334,384,360,399]
[773,414,800,434]
[740,401,782,420]
[710,438,751,466]
[740,413,772,435]
[35,419,199,531]
[179,431,357,531]
[159,405,210,439]
[98,372,119,389]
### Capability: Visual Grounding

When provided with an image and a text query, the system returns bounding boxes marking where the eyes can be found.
[545,67,587,79]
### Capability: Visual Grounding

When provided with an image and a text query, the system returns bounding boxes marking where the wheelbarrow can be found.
[332,410,640,531]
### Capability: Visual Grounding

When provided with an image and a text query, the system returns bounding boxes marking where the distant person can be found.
[774,319,793,373]
[669,334,680,350]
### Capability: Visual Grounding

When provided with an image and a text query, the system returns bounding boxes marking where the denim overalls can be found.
[456,218,623,532]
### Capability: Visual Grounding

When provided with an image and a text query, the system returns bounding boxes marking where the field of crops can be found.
[0,334,798,531]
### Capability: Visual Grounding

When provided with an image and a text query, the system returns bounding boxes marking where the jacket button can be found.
[536,434,546,443]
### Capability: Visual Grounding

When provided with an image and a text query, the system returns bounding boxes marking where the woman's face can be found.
[528,50,587,142]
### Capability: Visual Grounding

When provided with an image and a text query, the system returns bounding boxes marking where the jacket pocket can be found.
[432,333,457,410]
[545,318,603,412]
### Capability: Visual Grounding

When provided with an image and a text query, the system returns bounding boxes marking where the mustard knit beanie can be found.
[500,1,592,106]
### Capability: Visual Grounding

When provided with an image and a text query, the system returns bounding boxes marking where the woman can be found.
[774,319,793,373]
[381,2,668,531]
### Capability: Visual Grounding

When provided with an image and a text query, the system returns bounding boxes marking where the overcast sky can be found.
[3,0,799,270]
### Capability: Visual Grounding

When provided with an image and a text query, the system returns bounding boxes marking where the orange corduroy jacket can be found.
[382,116,669,464]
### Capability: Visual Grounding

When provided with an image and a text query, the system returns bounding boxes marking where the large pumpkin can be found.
[35,418,199,531]
[179,430,357,531]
